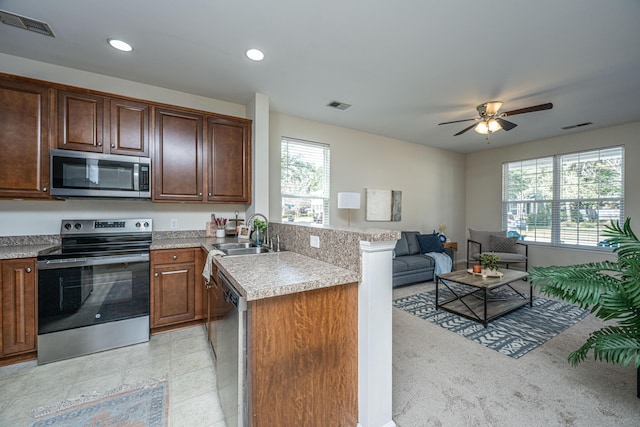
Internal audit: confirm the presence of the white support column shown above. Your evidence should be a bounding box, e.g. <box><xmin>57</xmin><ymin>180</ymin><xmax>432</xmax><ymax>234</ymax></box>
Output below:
<box><xmin>358</xmin><ymin>240</ymin><xmax>397</xmax><ymax>427</ymax></box>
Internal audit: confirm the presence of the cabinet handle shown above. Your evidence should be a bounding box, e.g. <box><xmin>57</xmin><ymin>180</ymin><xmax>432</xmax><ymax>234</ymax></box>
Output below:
<box><xmin>173</xmin><ymin>255</ymin><xmax>177</xmax><ymax>260</ymax></box>
<box><xmin>154</xmin><ymin>272</ymin><xmax>159</xmax><ymax>277</ymax></box>
<box><xmin>111</xmin><ymin>143</ymin><xmax>116</xmax><ymax>148</ymax></box>
<box><xmin>199</xmin><ymin>192</ymin><xmax>203</xmax><ymax>196</ymax></box>
<box><xmin>208</xmin><ymin>192</ymin><xmax>212</xmax><ymax>196</ymax></box>
<box><xmin>43</xmin><ymin>187</ymin><xmax>47</xmax><ymax>192</ymax></box>
<box><xmin>25</xmin><ymin>267</ymin><xmax>32</xmax><ymax>273</ymax></box>
<box><xmin>97</xmin><ymin>142</ymin><xmax>103</xmax><ymax>147</ymax></box>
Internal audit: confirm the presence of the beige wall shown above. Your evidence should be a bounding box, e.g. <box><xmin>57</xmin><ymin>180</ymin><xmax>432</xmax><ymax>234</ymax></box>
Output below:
<box><xmin>268</xmin><ymin>113</ymin><xmax>467</xmax><ymax>243</ymax></box>
<box><xmin>465</xmin><ymin>121</ymin><xmax>640</xmax><ymax>267</ymax></box>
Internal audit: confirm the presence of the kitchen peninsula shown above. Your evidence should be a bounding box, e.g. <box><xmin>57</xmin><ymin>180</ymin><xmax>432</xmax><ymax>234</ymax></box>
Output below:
<box><xmin>152</xmin><ymin>222</ymin><xmax>399</xmax><ymax>427</ymax></box>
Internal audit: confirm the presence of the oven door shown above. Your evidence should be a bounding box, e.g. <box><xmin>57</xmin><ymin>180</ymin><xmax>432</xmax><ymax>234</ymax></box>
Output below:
<box><xmin>37</xmin><ymin>253</ymin><xmax>150</xmax><ymax>335</ymax></box>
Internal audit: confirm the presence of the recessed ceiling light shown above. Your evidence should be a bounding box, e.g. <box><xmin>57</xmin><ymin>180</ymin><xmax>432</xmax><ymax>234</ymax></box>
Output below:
<box><xmin>245</xmin><ymin>48</ymin><xmax>264</xmax><ymax>61</ymax></box>
<box><xmin>108</xmin><ymin>38</ymin><xmax>133</xmax><ymax>52</ymax></box>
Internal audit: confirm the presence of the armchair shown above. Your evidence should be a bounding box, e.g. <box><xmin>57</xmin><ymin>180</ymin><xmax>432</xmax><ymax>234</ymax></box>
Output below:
<box><xmin>466</xmin><ymin>228</ymin><xmax>528</xmax><ymax>271</ymax></box>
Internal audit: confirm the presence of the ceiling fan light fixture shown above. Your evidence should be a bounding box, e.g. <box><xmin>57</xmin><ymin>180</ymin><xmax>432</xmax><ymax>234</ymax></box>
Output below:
<box><xmin>475</xmin><ymin>121</ymin><xmax>489</xmax><ymax>134</ymax></box>
<box><xmin>488</xmin><ymin>118</ymin><xmax>501</xmax><ymax>132</ymax></box>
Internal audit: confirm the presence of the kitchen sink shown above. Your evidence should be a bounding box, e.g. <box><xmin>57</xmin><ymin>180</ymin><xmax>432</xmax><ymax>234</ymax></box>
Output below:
<box><xmin>213</xmin><ymin>242</ymin><xmax>256</xmax><ymax>250</ymax></box>
<box><xmin>223</xmin><ymin>247</ymin><xmax>272</xmax><ymax>256</ymax></box>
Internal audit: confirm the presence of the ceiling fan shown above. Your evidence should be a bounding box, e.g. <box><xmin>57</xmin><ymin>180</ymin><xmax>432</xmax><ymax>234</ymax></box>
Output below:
<box><xmin>438</xmin><ymin>101</ymin><xmax>553</xmax><ymax>136</ymax></box>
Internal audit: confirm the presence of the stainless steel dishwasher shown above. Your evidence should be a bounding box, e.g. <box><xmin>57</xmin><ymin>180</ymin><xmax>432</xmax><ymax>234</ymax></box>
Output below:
<box><xmin>216</xmin><ymin>271</ymin><xmax>248</xmax><ymax>427</ymax></box>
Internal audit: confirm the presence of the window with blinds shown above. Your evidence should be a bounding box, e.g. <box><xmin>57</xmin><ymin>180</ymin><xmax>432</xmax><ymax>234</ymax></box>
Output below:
<box><xmin>281</xmin><ymin>137</ymin><xmax>330</xmax><ymax>225</ymax></box>
<box><xmin>502</xmin><ymin>146</ymin><xmax>624</xmax><ymax>248</ymax></box>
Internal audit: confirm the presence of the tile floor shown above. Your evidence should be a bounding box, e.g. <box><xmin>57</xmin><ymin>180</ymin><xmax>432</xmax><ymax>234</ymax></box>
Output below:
<box><xmin>0</xmin><ymin>325</ymin><xmax>225</xmax><ymax>426</ymax></box>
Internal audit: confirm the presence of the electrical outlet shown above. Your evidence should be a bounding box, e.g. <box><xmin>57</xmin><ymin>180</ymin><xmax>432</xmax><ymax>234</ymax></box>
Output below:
<box><xmin>310</xmin><ymin>235</ymin><xmax>320</xmax><ymax>248</ymax></box>
<box><xmin>170</xmin><ymin>218</ymin><xmax>178</xmax><ymax>230</ymax></box>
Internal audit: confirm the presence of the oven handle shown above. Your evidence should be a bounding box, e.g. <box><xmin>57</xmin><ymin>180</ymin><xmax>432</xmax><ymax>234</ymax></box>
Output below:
<box><xmin>37</xmin><ymin>253</ymin><xmax>149</xmax><ymax>270</ymax></box>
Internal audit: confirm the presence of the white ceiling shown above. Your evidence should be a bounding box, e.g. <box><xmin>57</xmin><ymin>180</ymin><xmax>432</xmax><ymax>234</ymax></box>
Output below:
<box><xmin>1</xmin><ymin>0</ymin><xmax>639</xmax><ymax>153</ymax></box>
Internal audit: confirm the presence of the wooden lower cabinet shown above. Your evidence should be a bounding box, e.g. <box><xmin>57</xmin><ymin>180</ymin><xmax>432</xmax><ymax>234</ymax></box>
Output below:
<box><xmin>248</xmin><ymin>282</ymin><xmax>358</xmax><ymax>426</ymax></box>
<box><xmin>1</xmin><ymin>258</ymin><xmax>37</xmax><ymax>363</ymax></box>
<box><xmin>150</xmin><ymin>248</ymin><xmax>203</xmax><ymax>330</ymax></box>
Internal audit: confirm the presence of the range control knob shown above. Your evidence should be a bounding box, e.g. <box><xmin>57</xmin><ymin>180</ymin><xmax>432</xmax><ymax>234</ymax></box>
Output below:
<box><xmin>74</xmin><ymin>223</ymin><xmax>82</xmax><ymax>230</ymax></box>
<box><xmin>136</xmin><ymin>222</ymin><xmax>141</xmax><ymax>228</ymax></box>
<box><xmin>144</xmin><ymin>222</ymin><xmax>150</xmax><ymax>228</ymax></box>
<box><xmin>64</xmin><ymin>223</ymin><xmax>72</xmax><ymax>230</ymax></box>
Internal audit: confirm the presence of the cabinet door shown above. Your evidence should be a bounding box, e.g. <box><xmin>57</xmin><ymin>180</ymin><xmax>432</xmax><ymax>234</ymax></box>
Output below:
<box><xmin>152</xmin><ymin>262</ymin><xmax>196</xmax><ymax>327</ymax></box>
<box><xmin>207</xmin><ymin>117</ymin><xmax>251</xmax><ymax>203</ymax></box>
<box><xmin>154</xmin><ymin>108</ymin><xmax>204</xmax><ymax>201</ymax></box>
<box><xmin>109</xmin><ymin>98</ymin><xmax>149</xmax><ymax>156</ymax></box>
<box><xmin>57</xmin><ymin>90</ymin><xmax>106</xmax><ymax>152</ymax></box>
<box><xmin>0</xmin><ymin>78</ymin><xmax>50</xmax><ymax>199</ymax></box>
<box><xmin>1</xmin><ymin>259</ymin><xmax>36</xmax><ymax>356</ymax></box>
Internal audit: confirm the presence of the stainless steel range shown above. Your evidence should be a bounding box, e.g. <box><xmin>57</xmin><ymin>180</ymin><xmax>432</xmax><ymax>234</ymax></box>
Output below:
<box><xmin>36</xmin><ymin>218</ymin><xmax>152</xmax><ymax>364</ymax></box>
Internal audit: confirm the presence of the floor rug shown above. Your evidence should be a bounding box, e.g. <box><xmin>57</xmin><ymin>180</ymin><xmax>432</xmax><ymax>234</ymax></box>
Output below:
<box><xmin>30</xmin><ymin>376</ymin><xmax>169</xmax><ymax>427</ymax></box>
<box><xmin>393</xmin><ymin>287</ymin><xmax>589</xmax><ymax>359</ymax></box>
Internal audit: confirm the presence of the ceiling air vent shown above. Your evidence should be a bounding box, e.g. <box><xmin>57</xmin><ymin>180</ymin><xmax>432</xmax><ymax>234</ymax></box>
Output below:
<box><xmin>561</xmin><ymin>122</ymin><xmax>593</xmax><ymax>130</ymax></box>
<box><xmin>327</xmin><ymin>100</ymin><xmax>352</xmax><ymax>110</ymax></box>
<box><xmin>0</xmin><ymin>10</ymin><xmax>55</xmax><ymax>37</ymax></box>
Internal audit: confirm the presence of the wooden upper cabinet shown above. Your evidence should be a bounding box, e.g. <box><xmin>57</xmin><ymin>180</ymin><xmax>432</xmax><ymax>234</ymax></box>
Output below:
<box><xmin>0</xmin><ymin>77</ymin><xmax>51</xmax><ymax>199</ymax></box>
<box><xmin>153</xmin><ymin>107</ymin><xmax>204</xmax><ymax>202</ymax></box>
<box><xmin>57</xmin><ymin>90</ymin><xmax>149</xmax><ymax>156</ymax></box>
<box><xmin>207</xmin><ymin>117</ymin><xmax>252</xmax><ymax>203</ymax></box>
<box><xmin>1</xmin><ymin>258</ymin><xmax>37</xmax><ymax>357</ymax></box>
<box><xmin>109</xmin><ymin>98</ymin><xmax>150</xmax><ymax>156</ymax></box>
<box><xmin>57</xmin><ymin>90</ymin><xmax>105</xmax><ymax>152</ymax></box>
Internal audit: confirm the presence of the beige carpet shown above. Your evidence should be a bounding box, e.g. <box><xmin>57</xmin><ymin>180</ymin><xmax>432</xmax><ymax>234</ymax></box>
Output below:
<box><xmin>392</xmin><ymin>281</ymin><xmax>640</xmax><ymax>427</ymax></box>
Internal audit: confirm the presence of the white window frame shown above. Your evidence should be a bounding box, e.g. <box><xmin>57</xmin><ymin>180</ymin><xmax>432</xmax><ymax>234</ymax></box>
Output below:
<box><xmin>281</xmin><ymin>137</ymin><xmax>330</xmax><ymax>225</ymax></box>
<box><xmin>502</xmin><ymin>146</ymin><xmax>624</xmax><ymax>248</ymax></box>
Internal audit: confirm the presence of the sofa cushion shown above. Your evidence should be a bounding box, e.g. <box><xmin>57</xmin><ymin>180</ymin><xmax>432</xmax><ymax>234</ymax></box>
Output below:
<box><xmin>393</xmin><ymin>255</ymin><xmax>435</xmax><ymax>272</ymax></box>
<box><xmin>403</xmin><ymin>231</ymin><xmax>421</xmax><ymax>255</ymax></box>
<box><xmin>394</xmin><ymin>234</ymin><xmax>410</xmax><ymax>257</ymax></box>
<box><xmin>490</xmin><ymin>235</ymin><xmax>519</xmax><ymax>253</ymax></box>
<box><xmin>417</xmin><ymin>233</ymin><xmax>444</xmax><ymax>253</ymax></box>
<box><xmin>469</xmin><ymin>228</ymin><xmax>506</xmax><ymax>252</ymax></box>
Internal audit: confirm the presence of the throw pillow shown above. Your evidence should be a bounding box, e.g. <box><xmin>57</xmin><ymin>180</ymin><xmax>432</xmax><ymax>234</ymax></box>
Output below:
<box><xmin>489</xmin><ymin>235</ymin><xmax>519</xmax><ymax>253</ymax></box>
<box><xmin>468</xmin><ymin>229</ymin><xmax>507</xmax><ymax>252</ymax></box>
<box><xmin>417</xmin><ymin>233</ymin><xmax>444</xmax><ymax>253</ymax></box>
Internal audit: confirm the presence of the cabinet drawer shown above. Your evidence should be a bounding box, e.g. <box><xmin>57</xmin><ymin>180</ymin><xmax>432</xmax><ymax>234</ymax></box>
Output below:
<box><xmin>152</xmin><ymin>249</ymin><xmax>196</xmax><ymax>265</ymax></box>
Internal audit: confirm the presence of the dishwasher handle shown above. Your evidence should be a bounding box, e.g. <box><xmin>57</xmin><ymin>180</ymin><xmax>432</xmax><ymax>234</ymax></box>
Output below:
<box><xmin>217</xmin><ymin>271</ymin><xmax>247</xmax><ymax>312</ymax></box>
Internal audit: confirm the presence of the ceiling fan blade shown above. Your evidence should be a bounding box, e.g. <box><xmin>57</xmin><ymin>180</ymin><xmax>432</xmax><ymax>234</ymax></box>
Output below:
<box><xmin>502</xmin><ymin>102</ymin><xmax>553</xmax><ymax>116</ymax></box>
<box><xmin>496</xmin><ymin>118</ymin><xmax>517</xmax><ymax>131</ymax></box>
<box><xmin>438</xmin><ymin>117</ymin><xmax>477</xmax><ymax>125</ymax></box>
<box><xmin>454</xmin><ymin>123</ymin><xmax>477</xmax><ymax>136</ymax></box>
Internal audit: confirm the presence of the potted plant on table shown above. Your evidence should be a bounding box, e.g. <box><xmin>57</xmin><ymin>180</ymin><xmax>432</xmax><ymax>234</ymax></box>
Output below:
<box><xmin>479</xmin><ymin>253</ymin><xmax>501</xmax><ymax>277</ymax></box>
<box><xmin>528</xmin><ymin>218</ymin><xmax>640</xmax><ymax>398</ymax></box>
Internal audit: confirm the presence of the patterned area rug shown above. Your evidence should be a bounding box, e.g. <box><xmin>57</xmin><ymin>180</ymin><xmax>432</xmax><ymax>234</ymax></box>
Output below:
<box><xmin>30</xmin><ymin>376</ymin><xmax>168</xmax><ymax>427</ymax></box>
<box><xmin>393</xmin><ymin>287</ymin><xmax>589</xmax><ymax>359</ymax></box>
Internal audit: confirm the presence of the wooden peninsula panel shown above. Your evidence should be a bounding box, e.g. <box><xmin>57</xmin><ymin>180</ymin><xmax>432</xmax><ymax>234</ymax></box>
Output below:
<box><xmin>248</xmin><ymin>282</ymin><xmax>358</xmax><ymax>427</ymax></box>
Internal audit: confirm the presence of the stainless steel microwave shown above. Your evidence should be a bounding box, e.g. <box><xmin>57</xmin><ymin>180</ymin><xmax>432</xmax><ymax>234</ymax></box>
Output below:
<box><xmin>50</xmin><ymin>149</ymin><xmax>151</xmax><ymax>199</ymax></box>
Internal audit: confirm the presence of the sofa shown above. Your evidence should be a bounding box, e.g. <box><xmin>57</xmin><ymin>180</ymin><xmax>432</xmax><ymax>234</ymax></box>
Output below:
<box><xmin>393</xmin><ymin>231</ymin><xmax>454</xmax><ymax>287</ymax></box>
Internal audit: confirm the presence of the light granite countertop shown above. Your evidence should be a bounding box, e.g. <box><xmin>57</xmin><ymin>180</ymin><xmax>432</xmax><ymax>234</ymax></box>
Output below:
<box><xmin>207</xmin><ymin>247</ymin><xmax>360</xmax><ymax>301</ymax></box>
<box><xmin>0</xmin><ymin>244</ymin><xmax>59</xmax><ymax>260</ymax></box>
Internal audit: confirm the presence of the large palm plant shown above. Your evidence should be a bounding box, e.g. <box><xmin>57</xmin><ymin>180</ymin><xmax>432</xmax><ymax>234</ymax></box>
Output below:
<box><xmin>528</xmin><ymin>218</ymin><xmax>640</xmax><ymax>398</ymax></box>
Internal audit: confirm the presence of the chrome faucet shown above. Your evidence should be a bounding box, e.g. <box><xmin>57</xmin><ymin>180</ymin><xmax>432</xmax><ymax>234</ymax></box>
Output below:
<box><xmin>246</xmin><ymin>213</ymin><xmax>268</xmax><ymax>247</ymax></box>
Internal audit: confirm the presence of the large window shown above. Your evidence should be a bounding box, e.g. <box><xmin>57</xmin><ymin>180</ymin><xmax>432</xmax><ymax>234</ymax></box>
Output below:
<box><xmin>281</xmin><ymin>137</ymin><xmax>330</xmax><ymax>225</ymax></box>
<box><xmin>502</xmin><ymin>146</ymin><xmax>624</xmax><ymax>248</ymax></box>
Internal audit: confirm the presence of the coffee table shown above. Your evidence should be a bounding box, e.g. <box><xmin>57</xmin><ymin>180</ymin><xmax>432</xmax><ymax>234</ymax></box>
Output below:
<box><xmin>435</xmin><ymin>269</ymin><xmax>530</xmax><ymax>327</ymax></box>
